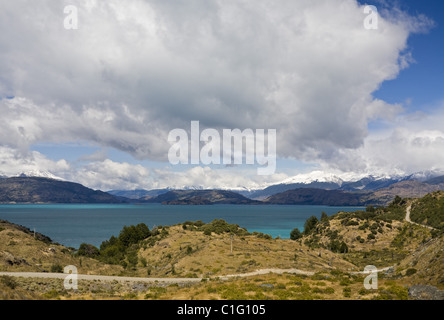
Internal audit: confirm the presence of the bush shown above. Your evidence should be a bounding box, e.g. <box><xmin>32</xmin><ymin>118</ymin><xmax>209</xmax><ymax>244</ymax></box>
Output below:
<box><xmin>98</xmin><ymin>223</ymin><xmax>152</xmax><ymax>265</ymax></box>
<box><xmin>329</xmin><ymin>240</ymin><xmax>348</xmax><ymax>253</ymax></box>
<box><xmin>304</xmin><ymin>216</ymin><xmax>319</xmax><ymax>235</ymax></box>
<box><xmin>43</xmin><ymin>289</ymin><xmax>60</xmax><ymax>299</ymax></box>
<box><xmin>290</xmin><ymin>228</ymin><xmax>303</xmax><ymax>240</ymax></box>
<box><xmin>50</xmin><ymin>264</ymin><xmax>64</xmax><ymax>273</ymax></box>
<box><xmin>1</xmin><ymin>276</ymin><xmax>17</xmax><ymax>289</ymax></box>
<box><xmin>321</xmin><ymin>212</ymin><xmax>329</xmax><ymax>222</ymax></box>
<box><xmin>118</xmin><ymin>223</ymin><xmax>151</xmax><ymax>247</ymax></box>
<box><xmin>78</xmin><ymin>243</ymin><xmax>100</xmax><ymax>257</ymax></box>
<box><xmin>201</xmin><ymin>219</ymin><xmax>249</xmax><ymax>236</ymax></box>
<box><xmin>405</xmin><ymin>268</ymin><xmax>417</xmax><ymax>276</ymax></box>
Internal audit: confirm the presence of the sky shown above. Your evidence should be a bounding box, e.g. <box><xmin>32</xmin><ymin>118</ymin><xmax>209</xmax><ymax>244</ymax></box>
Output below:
<box><xmin>0</xmin><ymin>0</ymin><xmax>443</xmax><ymax>191</ymax></box>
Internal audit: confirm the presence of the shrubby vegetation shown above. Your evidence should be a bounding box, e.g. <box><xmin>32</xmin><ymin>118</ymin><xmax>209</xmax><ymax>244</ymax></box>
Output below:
<box><xmin>304</xmin><ymin>216</ymin><xmax>319</xmax><ymax>235</ymax></box>
<box><xmin>290</xmin><ymin>228</ymin><xmax>302</xmax><ymax>240</ymax></box>
<box><xmin>75</xmin><ymin>219</ymin><xmax>256</xmax><ymax>268</ymax></box>
<box><xmin>410</xmin><ymin>192</ymin><xmax>444</xmax><ymax>231</ymax></box>
<box><xmin>200</xmin><ymin>219</ymin><xmax>250</xmax><ymax>236</ymax></box>
<box><xmin>75</xmin><ymin>223</ymin><xmax>155</xmax><ymax>268</ymax></box>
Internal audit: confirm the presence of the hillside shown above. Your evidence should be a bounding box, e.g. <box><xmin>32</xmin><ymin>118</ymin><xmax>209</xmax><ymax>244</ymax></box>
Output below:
<box><xmin>363</xmin><ymin>181</ymin><xmax>441</xmax><ymax>206</ymax></box>
<box><xmin>108</xmin><ymin>189</ymin><xmax>170</xmax><ymax>200</ymax></box>
<box><xmin>0</xmin><ymin>220</ymin><xmax>122</xmax><ymax>275</ymax></box>
<box><xmin>0</xmin><ymin>177</ymin><xmax>124</xmax><ymax>204</ymax></box>
<box><xmin>264</xmin><ymin>188</ymin><xmax>367</xmax><ymax>206</ymax></box>
<box><xmin>425</xmin><ymin>175</ymin><xmax>444</xmax><ymax>187</ymax></box>
<box><xmin>248</xmin><ymin>182</ymin><xmax>341</xmax><ymax>200</ymax></box>
<box><xmin>298</xmin><ymin>195</ymin><xmax>443</xmax><ymax>289</ymax></box>
<box><xmin>410</xmin><ymin>191</ymin><xmax>444</xmax><ymax>231</ymax></box>
<box><xmin>264</xmin><ymin>181</ymin><xmax>443</xmax><ymax>206</ymax></box>
<box><xmin>0</xmin><ymin>192</ymin><xmax>442</xmax><ymax>300</ymax></box>
<box><xmin>145</xmin><ymin>190</ymin><xmax>260</xmax><ymax>205</ymax></box>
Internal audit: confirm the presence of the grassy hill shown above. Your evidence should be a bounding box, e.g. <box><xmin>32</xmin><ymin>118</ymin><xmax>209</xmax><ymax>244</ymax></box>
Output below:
<box><xmin>0</xmin><ymin>220</ymin><xmax>122</xmax><ymax>275</ymax></box>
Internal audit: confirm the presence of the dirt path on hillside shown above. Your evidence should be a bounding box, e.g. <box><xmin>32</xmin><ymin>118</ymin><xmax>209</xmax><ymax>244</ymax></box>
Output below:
<box><xmin>405</xmin><ymin>204</ymin><xmax>436</xmax><ymax>230</ymax></box>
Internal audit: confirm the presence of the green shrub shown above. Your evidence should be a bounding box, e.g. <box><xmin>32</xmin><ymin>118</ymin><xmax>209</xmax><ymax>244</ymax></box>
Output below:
<box><xmin>50</xmin><ymin>264</ymin><xmax>63</xmax><ymax>273</ymax></box>
<box><xmin>405</xmin><ymin>268</ymin><xmax>417</xmax><ymax>276</ymax></box>
<box><xmin>1</xmin><ymin>276</ymin><xmax>17</xmax><ymax>289</ymax></box>
<box><xmin>78</xmin><ymin>243</ymin><xmax>100</xmax><ymax>257</ymax></box>
<box><xmin>201</xmin><ymin>219</ymin><xmax>249</xmax><ymax>236</ymax></box>
<box><xmin>290</xmin><ymin>228</ymin><xmax>303</xmax><ymax>240</ymax></box>
<box><xmin>304</xmin><ymin>216</ymin><xmax>319</xmax><ymax>235</ymax></box>
<box><xmin>43</xmin><ymin>289</ymin><xmax>60</xmax><ymax>299</ymax></box>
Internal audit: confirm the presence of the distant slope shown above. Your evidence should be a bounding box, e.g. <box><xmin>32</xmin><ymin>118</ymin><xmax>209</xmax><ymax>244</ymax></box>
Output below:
<box><xmin>108</xmin><ymin>189</ymin><xmax>171</xmax><ymax>200</ymax></box>
<box><xmin>248</xmin><ymin>182</ymin><xmax>341</xmax><ymax>200</ymax></box>
<box><xmin>264</xmin><ymin>181</ymin><xmax>444</xmax><ymax>207</ymax></box>
<box><xmin>145</xmin><ymin>190</ymin><xmax>260</xmax><ymax>205</ymax></box>
<box><xmin>339</xmin><ymin>177</ymin><xmax>405</xmax><ymax>191</ymax></box>
<box><xmin>0</xmin><ymin>177</ymin><xmax>124</xmax><ymax>204</ymax></box>
<box><xmin>264</xmin><ymin>188</ymin><xmax>367</xmax><ymax>206</ymax></box>
<box><xmin>424</xmin><ymin>175</ymin><xmax>444</xmax><ymax>189</ymax></box>
<box><xmin>363</xmin><ymin>181</ymin><xmax>441</xmax><ymax>206</ymax></box>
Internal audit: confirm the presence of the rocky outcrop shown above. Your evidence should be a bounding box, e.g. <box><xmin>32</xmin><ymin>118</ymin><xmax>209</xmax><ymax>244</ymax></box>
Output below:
<box><xmin>0</xmin><ymin>251</ymin><xmax>30</xmax><ymax>266</ymax></box>
<box><xmin>408</xmin><ymin>285</ymin><xmax>444</xmax><ymax>300</ymax></box>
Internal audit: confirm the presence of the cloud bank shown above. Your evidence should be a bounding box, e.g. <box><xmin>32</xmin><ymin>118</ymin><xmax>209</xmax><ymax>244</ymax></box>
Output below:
<box><xmin>0</xmin><ymin>0</ymin><xmax>440</xmax><ymax>189</ymax></box>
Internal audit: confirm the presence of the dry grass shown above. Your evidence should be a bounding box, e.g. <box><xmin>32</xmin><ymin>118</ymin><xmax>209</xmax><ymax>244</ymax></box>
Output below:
<box><xmin>137</xmin><ymin>225</ymin><xmax>356</xmax><ymax>278</ymax></box>
<box><xmin>0</xmin><ymin>220</ymin><xmax>122</xmax><ymax>275</ymax></box>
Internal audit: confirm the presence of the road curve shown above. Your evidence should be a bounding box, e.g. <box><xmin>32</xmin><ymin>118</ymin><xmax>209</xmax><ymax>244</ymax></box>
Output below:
<box><xmin>405</xmin><ymin>204</ymin><xmax>436</xmax><ymax>230</ymax></box>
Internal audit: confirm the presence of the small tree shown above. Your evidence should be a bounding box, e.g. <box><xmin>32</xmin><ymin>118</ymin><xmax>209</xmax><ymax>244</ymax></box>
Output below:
<box><xmin>290</xmin><ymin>228</ymin><xmax>303</xmax><ymax>240</ymax></box>
<box><xmin>304</xmin><ymin>216</ymin><xmax>319</xmax><ymax>235</ymax></box>
<box><xmin>321</xmin><ymin>212</ymin><xmax>329</xmax><ymax>222</ymax></box>
<box><xmin>78</xmin><ymin>243</ymin><xmax>100</xmax><ymax>258</ymax></box>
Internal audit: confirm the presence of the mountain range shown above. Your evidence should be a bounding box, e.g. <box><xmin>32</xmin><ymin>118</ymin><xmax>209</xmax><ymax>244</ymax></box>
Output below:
<box><xmin>1</xmin><ymin>171</ymin><xmax>444</xmax><ymax>206</ymax></box>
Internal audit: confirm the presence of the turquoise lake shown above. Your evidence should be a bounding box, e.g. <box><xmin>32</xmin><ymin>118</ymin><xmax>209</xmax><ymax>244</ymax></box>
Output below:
<box><xmin>0</xmin><ymin>204</ymin><xmax>364</xmax><ymax>248</ymax></box>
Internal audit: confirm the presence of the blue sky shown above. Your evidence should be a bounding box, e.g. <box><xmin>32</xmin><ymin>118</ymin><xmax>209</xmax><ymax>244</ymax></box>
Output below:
<box><xmin>1</xmin><ymin>0</ymin><xmax>444</xmax><ymax>190</ymax></box>
<box><xmin>373</xmin><ymin>0</ymin><xmax>444</xmax><ymax>108</ymax></box>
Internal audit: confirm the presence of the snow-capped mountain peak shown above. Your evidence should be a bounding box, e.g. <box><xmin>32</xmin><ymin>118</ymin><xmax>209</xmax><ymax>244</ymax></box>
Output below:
<box><xmin>17</xmin><ymin>170</ymin><xmax>65</xmax><ymax>181</ymax></box>
<box><xmin>279</xmin><ymin>171</ymin><xmax>348</xmax><ymax>186</ymax></box>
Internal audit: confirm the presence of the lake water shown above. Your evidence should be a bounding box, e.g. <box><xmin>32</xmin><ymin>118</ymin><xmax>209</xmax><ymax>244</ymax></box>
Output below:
<box><xmin>0</xmin><ymin>204</ymin><xmax>364</xmax><ymax>248</ymax></box>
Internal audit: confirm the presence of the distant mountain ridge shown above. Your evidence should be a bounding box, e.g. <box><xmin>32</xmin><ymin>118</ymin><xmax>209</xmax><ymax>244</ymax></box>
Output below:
<box><xmin>145</xmin><ymin>190</ymin><xmax>260</xmax><ymax>205</ymax></box>
<box><xmin>264</xmin><ymin>180</ymin><xmax>444</xmax><ymax>206</ymax></box>
<box><xmin>264</xmin><ymin>188</ymin><xmax>365</xmax><ymax>206</ymax></box>
<box><xmin>248</xmin><ymin>173</ymin><xmax>444</xmax><ymax>200</ymax></box>
<box><xmin>0</xmin><ymin>177</ymin><xmax>124</xmax><ymax>204</ymax></box>
<box><xmin>107</xmin><ymin>189</ymin><xmax>171</xmax><ymax>200</ymax></box>
<box><xmin>1</xmin><ymin>173</ymin><xmax>444</xmax><ymax>206</ymax></box>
